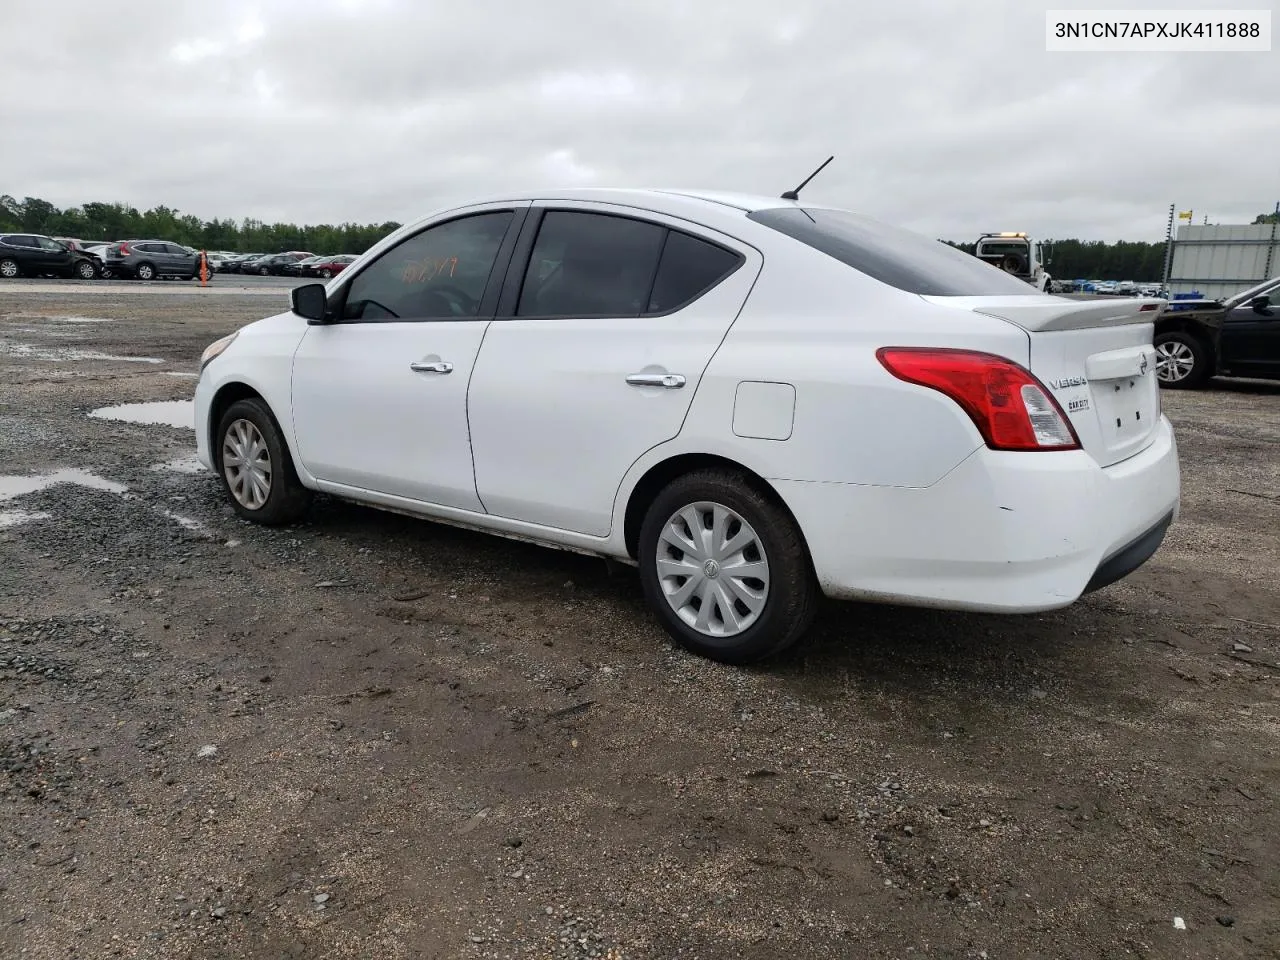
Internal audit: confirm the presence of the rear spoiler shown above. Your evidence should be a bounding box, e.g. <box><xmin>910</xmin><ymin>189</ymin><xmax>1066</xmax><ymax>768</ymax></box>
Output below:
<box><xmin>917</xmin><ymin>295</ymin><xmax>1165</xmax><ymax>333</ymax></box>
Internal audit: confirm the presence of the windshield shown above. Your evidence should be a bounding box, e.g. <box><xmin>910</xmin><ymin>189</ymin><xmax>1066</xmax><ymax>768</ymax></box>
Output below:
<box><xmin>748</xmin><ymin>207</ymin><xmax>1036</xmax><ymax>296</ymax></box>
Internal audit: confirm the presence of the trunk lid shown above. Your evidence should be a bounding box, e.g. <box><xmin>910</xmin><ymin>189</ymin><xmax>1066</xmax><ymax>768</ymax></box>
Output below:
<box><xmin>924</xmin><ymin>294</ymin><xmax>1163</xmax><ymax>467</ymax></box>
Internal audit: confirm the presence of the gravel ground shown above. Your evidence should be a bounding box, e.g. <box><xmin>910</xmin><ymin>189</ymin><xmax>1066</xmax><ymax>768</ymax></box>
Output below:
<box><xmin>1</xmin><ymin>288</ymin><xmax>1278</xmax><ymax>960</ymax></box>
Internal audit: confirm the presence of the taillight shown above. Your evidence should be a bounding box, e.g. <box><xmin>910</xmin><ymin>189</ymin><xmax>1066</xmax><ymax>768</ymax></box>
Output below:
<box><xmin>118</xmin><ymin>242</ymin><xmax>130</xmax><ymax>256</ymax></box>
<box><xmin>876</xmin><ymin>347</ymin><xmax>1080</xmax><ymax>452</ymax></box>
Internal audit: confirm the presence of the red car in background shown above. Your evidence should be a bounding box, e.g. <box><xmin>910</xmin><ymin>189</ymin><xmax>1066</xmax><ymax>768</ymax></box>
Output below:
<box><xmin>302</xmin><ymin>254</ymin><xmax>357</xmax><ymax>279</ymax></box>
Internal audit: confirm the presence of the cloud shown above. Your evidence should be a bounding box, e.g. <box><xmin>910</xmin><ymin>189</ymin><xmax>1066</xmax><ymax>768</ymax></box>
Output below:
<box><xmin>4</xmin><ymin>0</ymin><xmax>1278</xmax><ymax>240</ymax></box>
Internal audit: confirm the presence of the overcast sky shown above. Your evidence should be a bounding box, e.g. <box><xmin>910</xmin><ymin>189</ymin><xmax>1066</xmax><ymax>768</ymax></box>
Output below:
<box><xmin>5</xmin><ymin>0</ymin><xmax>1278</xmax><ymax>241</ymax></box>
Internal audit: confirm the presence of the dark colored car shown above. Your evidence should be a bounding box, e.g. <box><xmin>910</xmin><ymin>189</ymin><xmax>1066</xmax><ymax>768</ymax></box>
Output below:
<box><xmin>221</xmin><ymin>253</ymin><xmax>264</xmax><ymax>274</ymax></box>
<box><xmin>0</xmin><ymin>233</ymin><xmax>101</xmax><ymax>280</ymax></box>
<box><xmin>282</xmin><ymin>255</ymin><xmax>325</xmax><ymax>277</ymax></box>
<box><xmin>302</xmin><ymin>254</ymin><xmax>358</xmax><ymax>279</ymax></box>
<box><xmin>1155</xmin><ymin>275</ymin><xmax>1280</xmax><ymax>387</ymax></box>
<box><xmin>248</xmin><ymin>251</ymin><xmax>316</xmax><ymax>276</ymax></box>
<box><xmin>102</xmin><ymin>240</ymin><xmax>201</xmax><ymax>281</ymax></box>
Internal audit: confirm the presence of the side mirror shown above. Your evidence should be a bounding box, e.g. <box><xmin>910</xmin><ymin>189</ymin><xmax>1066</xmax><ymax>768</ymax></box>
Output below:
<box><xmin>291</xmin><ymin>283</ymin><xmax>329</xmax><ymax>323</ymax></box>
<box><xmin>1250</xmin><ymin>294</ymin><xmax>1271</xmax><ymax>311</ymax></box>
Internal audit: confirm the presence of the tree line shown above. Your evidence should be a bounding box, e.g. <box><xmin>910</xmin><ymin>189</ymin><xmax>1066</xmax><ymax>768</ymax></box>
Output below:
<box><xmin>0</xmin><ymin>195</ymin><xmax>401</xmax><ymax>257</ymax></box>
<box><xmin>3</xmin><ymin>193</ymin><xmax>1276</xmax><ymax>280</ymax></box>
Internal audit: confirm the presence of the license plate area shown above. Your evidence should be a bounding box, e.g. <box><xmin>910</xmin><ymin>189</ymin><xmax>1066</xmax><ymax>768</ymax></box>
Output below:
<box><xmin>1093</xmin><ymin>371</ymin><xmax>1157</xmax><ymax>455</ymax></box>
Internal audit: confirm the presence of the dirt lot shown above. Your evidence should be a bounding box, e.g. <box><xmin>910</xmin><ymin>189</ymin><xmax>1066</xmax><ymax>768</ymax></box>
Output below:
<box><xmin>1</xmin><ymin>289</ymin><xmax>1278</xmax><ymax>960</ymax></box>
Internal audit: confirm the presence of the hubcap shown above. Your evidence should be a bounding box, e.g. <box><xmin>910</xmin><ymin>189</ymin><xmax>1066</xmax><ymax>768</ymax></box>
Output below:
<box><xmin>139</xmin><ymin>266</ymin><xmax>153</xmax><ymax>280</ymax></box>
<box><xmin>656</xmin><ymin>501</ymin><xmax>770</xmax><ymax>638</ymax></box>
<box><xmin>222</xmin><ymin>419</ymin><xmax>272</xmax><ymax>510</ymax></box>
<box><xmin>1155</xmin><ymin>340</ymin><xmax>1195</xmax><ymax>383</ymax></box>
<box><xmin>0</xmin><ymin>262</ymin><xmax>16</xmax><ymax>278</ymax></box>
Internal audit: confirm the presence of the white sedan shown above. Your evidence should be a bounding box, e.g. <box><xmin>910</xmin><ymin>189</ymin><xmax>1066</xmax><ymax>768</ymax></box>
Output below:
<box><xmin>194</xmin><ymin>189</ymin><xmax>1180</xmax><ymax>663</ymax></box>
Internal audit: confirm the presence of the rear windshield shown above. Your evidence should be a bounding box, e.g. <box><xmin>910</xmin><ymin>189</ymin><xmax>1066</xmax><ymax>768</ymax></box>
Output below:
<box><xmin>748</xmin><ymin>207</ymin><xmax>1036</xmax><ymax>297</ymax></box>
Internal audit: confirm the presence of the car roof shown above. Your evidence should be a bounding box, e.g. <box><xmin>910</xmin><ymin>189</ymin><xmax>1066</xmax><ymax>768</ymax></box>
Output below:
<box><xmin>455</xmin><ymin>186</ymin><xmax>803</xmax><ymax>214</ymax></box>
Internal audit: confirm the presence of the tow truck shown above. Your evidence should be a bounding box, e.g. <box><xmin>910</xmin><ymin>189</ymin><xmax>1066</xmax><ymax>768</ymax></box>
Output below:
<box><xmin>973</xmin><ymin>232</ymin><xmax>1053</xmax><ymax>292</ymax></box>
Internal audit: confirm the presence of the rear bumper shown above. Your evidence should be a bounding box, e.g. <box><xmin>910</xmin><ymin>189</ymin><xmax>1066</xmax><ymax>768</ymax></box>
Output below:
<box><xmin>775</xmin><ymin>415</ymin><xmax>1180</xmax><ymax>613</ymax></box>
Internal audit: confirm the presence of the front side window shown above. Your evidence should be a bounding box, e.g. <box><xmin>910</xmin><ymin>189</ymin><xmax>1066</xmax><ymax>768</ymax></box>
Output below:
<box><xmin>748</xmin><ymin>207</ymin><xmax>1036</xmax><ymax>297</ymax></box>
<box><xmin>517</xmin><ymin>212</ymin><xmax>666</xmax><ymax>317</ymax></box>
<box><xmin>37</xmin><ymin>237</ymin><xmax>65</xmax><ymax>251</ymax></box>
<box><xmin>343</xmin><ymin>211</ymin><xmax>514</xmax><ymax>321</ymax></box>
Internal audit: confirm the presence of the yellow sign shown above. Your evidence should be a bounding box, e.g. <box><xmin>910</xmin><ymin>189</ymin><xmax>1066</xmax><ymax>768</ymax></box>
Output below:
<box><xmin>1177</xmin><ymin>210</ymin><xmax>1193</xmax><ymax>220</ymax></box>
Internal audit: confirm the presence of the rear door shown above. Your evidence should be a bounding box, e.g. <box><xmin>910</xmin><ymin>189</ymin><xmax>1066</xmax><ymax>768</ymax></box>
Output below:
<box><xmin>466</xmin><ymin>204</ymin><xmax>759</xmax><ymax>536</ymax></box>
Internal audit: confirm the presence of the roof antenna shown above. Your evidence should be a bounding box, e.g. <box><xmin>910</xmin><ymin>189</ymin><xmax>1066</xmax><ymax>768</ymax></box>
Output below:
<box><xmin>781</xmin><ymin>155</ymin><xmax>834</xmax><ymax>201</ymax></box>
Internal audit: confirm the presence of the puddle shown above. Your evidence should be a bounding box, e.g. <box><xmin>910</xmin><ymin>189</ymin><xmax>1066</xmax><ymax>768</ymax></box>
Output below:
<box><xmin>0</xmin><ymin>339</ymin><xmax>164</xmax><ymax>364</ymax></box>
<box><xmin>89</xmin><ymin>401</ymin><xmax>194</xmax><ymax>429</ymax></box>
<box><xmin>0</xmin><ymin>510</ymin><xmax>51</xmax><ymax>529</ymax></box>
<box><xmin>151</xmin><ymin>455</ymin><xmax>206</xmax><ymax>474</ymax></box>
<box><xmin>0</xmin><ymin>469</ymin><xmax>129</xmax><ymax>501</ymax></box>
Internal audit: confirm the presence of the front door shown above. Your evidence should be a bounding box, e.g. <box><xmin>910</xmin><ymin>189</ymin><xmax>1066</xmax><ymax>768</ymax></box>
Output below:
<box><xmin>1219</xmin><ymin>299</ymin><xmax>1280</xmax><ymax>377</ymax></box>
<box><xmin>290</xmin><ymin>205</ymin><xmax>526</xmax><ymax>510</ymax></box>
<box><xmin>468</xmin><ymin>205</ymin><xmax>760</xmax><ymax>537</ymax></box>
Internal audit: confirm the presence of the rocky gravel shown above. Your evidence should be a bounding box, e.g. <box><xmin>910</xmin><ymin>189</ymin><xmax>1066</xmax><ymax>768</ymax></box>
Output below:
<box><xmin>1</xmin><ymin>288</ymin><xmax>1278</xmax><ymax>959</ymax></box>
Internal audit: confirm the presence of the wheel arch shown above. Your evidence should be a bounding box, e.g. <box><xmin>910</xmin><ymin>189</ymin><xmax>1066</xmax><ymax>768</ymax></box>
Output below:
<box><xmin>1155</xmin><ymin>318</ymin><xmax>1218</xmax><ymax>362</ymax></box>
<box><xmin>206</xmin><ymin>380</ymin><xmax>312</xmax><ymax>487</ymax></box>
<box><xmin>621</xmin><ymin>452</ymin><xmax>807</xmax><ymax>561</ymax></box>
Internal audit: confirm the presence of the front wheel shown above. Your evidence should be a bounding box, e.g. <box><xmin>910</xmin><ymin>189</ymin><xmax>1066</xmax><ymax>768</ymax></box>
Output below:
<box><xmin>216</xmin><ymin>398</ymin><xmax>312</xmax><ymax>525</ymax></box>
<box><xmin>637</xmin><ymin>469</ymin><xmax>817</xmax><ymax>664</ymax></box>
<box><xmin>1154</xmin><ymin>330</ymin><xmax>1211</xmax><ymax>389</ymax></box>
<box><xmin>319</xmin><ymin>269</ymin><xmax>332</xmax><ymax>279</ymax></box>
<box><xmin>75</xmin><ymin>259</ymin><xmax>98</xmax><ymax>280</ymax></box>
<box><xmin>258</xmin><ymin>266</ymin><xmax>269</xmax><ymax>276</ymax></box>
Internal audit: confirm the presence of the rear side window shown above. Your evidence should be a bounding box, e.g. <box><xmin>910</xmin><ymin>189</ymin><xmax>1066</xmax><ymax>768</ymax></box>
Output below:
<box><xmin>518</xmin><ymin>212</ymin><xmax>666</xmax><ymax>317</ymax></box>
<box><xmin>748</xmin><ymin>207</ymin><xmax>1035</xmax><ymax>297</ymax></box>
<box><xmin>647</xmin><ymin>231</ymin><xmax>742</xmax><ymax>312</ymax></box>
<box><xmin>517</xmin><ymin>212</ymin><xmax>741</xmax><ymax>318</ymax></box>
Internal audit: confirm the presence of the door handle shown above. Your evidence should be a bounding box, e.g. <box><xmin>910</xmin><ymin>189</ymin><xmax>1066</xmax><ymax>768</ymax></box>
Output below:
<box><xmin>409</xmin><ymin>360</ymin><xmax>453</xmax><ymax>374</ymax></box>
<box><xmin>626</xmin><ymin>372</ymin><xmax>686</xmax><ymax>389</ymax></box>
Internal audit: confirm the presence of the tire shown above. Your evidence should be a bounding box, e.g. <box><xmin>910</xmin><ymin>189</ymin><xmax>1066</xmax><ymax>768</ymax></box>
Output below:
<box><xmin>258</xmin><ymin>266</ymin><xmax>269</xmax><ymax>276</ymax></box>
<box><xmin>215</xmin><ymin>398</ymin><xmax>312</xmax><ymax>525</ymax></box>
<box><xmin>0</xmin><ymin>258</ymin><xmax>20</xmax><ymax>279</ymax></box>
<box><xmin>1154</xmin><ymin>329</ymin><xmax>1211</xmax><ymax>389</ymax></box>
<box><xmin>319</xmin><ymin>269</ymin><xmax>332</xmax><ymax>279</ymax></box>
<box><xmin>135</xmin><ymin>262</ymin><xmax>156</xmax><ymax>281</ymax></box>
<box><xmin>637</xmin><ymin>469</ymin><xmax>817</xmax><ymax>664</ymax></box>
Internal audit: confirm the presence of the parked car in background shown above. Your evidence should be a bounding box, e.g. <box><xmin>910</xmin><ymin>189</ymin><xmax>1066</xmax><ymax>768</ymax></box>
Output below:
<box><xmin>194</xmin><ymin>188</ymin><xmax>1180</xmax><ymax>664</ymax></box>
<box><xmin>1154</xmin><ymin>275</ymin><xmax>1280</xmax><ymax>387</ymax></box>
<box><xmin>302</xmin><ymin>254</ymin><xmax>358</xmax><ymax>279</ymax></box>
<box><xmin>0</xmin><ymin>233</ymin><xmax>102</xmax><ymax>279</ymax></box>
<box><xmin>249</xmin><ymin>251</ymin><xmax>317</xmax><ymax>276</ymax></box>
<box><xmin>282</xmin><ymin>255</ymin><xmax>325</xmax><ymax>277</ymax></box>
<box><xmin>101</xmin><ymin>240</ymin><xmax>201</xmax><ymax>281</ymax></box>
<box><xmin>221</xmin><ymin>254</ymin><xmax>265</xmax><ymax>274</ymax></box>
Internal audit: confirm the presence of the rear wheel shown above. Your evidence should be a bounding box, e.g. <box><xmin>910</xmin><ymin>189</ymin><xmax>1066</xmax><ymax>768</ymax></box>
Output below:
<box><xmin>1154</xmin><ymin>330</ymin><xmax>1211</xmax><ymax>389</ymax></box>
<box><xmin>0</xmin><ymin>258</ymin><xmax>19</xmax><ymax>279</ymax></box>
<box><xmin>638</xmin><ymin>469</ymin><xmax>817</xmax><ymax>664</ymax></box>
<box><xmin>216</xmin><ymin>398</ymin><xmax>312</xmax><ymax>525</ymax></box>
<box><xmin>135</xmin><ymin>262</ymin><xmax>156</xmax><ymax>281</ymax></box>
